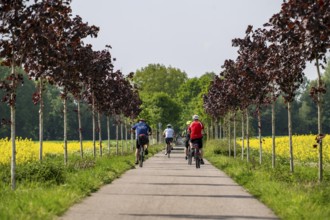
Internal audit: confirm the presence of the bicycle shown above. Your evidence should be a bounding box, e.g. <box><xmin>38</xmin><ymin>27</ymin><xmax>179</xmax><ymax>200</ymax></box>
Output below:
<box><xmin>164</xmin><ymin>137</ymin><xmax>174</xmax><ymax>158</ymax></box>
<box><xmin>166</xmin><ymin>140</ymin><xmax>172</xmax><ymax>158</ymax></box>
<box><xmin>138</xmin><ymin>134</ymin><xmax>148</xmax><ymax>167</ymax></box>
<box><xmin>166</xmin><ymin>142</ymin><xmax>171</xmax><ymax>158</ymax></box>
<box><xmin>190</xmin><ymin>141</ymin><xmax>201</xmax><ymax>168</ymax></box>
<box><xmin>187</xmin><ymin>142</ymin><xmax>193</xmax><ymax>165</ymax></box>
<box><xmin>139</xmin><ymin>143</ymin><xmax>145</xmax><ymax>167</ymax></box>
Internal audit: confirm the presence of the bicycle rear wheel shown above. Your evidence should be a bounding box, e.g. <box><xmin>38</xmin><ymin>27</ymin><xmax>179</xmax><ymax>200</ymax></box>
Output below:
<box><xmin>188</xmin><ymin>148</ymin><xmax>192</xmax><ymax>165</ymax></box>
<box><xmin>168</xmin><ymin>143</ymin><xmax>171</xmax><ymax>158</ymax></box>
<box><xmin>195</xmin><ymin>148</ymin><xmax>200</xmax><ymax>168</ymax></box>
<box><xmin>139</xmin><ymin>147</ymin><xmax>144</xmax><ymax>167</ymax></box>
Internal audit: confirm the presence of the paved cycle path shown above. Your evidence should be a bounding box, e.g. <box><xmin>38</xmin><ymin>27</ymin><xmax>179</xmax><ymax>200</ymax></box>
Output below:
<box><xmin>59</xmin><ymin>146</ymin><xmax>278</xmax><ymax>220</ymax></box>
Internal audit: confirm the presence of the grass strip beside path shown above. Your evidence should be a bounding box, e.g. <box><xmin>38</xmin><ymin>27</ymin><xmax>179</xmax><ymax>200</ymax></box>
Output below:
<box><xmin>0</xmin><ymin>144</ymin><xmax>163</xmax><ymax>220</ymax></box>
<box><xmin>204</xmin><ymin>139</ymin><xmax>330</xmax><ymax>220</ymax></box>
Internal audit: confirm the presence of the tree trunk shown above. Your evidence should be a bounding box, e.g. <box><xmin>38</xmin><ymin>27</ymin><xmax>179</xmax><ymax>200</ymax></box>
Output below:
<box><xmin>233</xmin><ymin>113</ymin><xmax>236</xmax><ymax>158</ymax></box>
<box><xmin>258</xmin><ymin>109</ymin><xmax>262</xmax><ymax>164</ymax></box>
<box><xmin>77</xmin><ymin>100</ymin><xmax>83</xmax><ymax>158</ymax></box>
<box><xmin>223</xmin><ymin>120</ymin><xmax>226</xmax><ymax>138</ymax></box>
<box><xmin>125</xmin><ymin>121</ymin><xmax>128</xmax><ymax>152</ymax></box>
<box><xmin>246</xmin><ymin>109</ymin><xmax>250</xmax><ymax>163</ymax></box>
<box><xmin>316</xmin><ymin>58</ymin><xmax>323</xmax><ymax>182</ymax></box>
<box><xmin>92</xmin><ymin>96</ymin><xmax>96</xmax><ymax>157</ymax></box>
<box><xmin>207</xmin><ymin>124</ymin><xmax>210</xmax><ymax>142</ymax></box>
<box><xmin>215</xmin><ymin>119</ymin><xmax>219</xmax><ymax>139</ymax></box>
<box><xmin>10</xmin><ymin>45</ymin><xmax>17</xmax><ymax>190</ymax></box>
<box><xmin>272</xmin><ymin>101</ymin><xmax>276</xmax><ymax>168</ymax></box>
<box><xmin>98</xmin><ymin>112</ymin><xmax>102</xmax><ymax>157</ymax></box>
<box><xmin>116</xmin><ymin>124</ymin><xmax>119</xmax><ymax>155</ymax></box>
<box><xmin>288</xmin><ymin>102</ymin><xmax>294</xmax><ymax>173</ymax></box>
<box><xmin>131</xmin><ymin>122</ymin><xmax>134</xmax><ymax>152</ymax></box>
<box><xmin>210</xmin><ymin>119</ymin><xmax>214</xmax><ymax>139</ymax></box>
<box><xmin>107</xmin><ymin>115</ymin><xmax>111</xmax><ymax>156</ymax></box>
<box><xmin>10</xmin><ymin>91</ymin><xmax>16</xmax><ymax>190</ymax></box>
<box><xmin>121</xmin><ymin>120</ymin><xmax>123</xmax><ymax>155</ymax></box>
<box><xmin>228</xmin><ymin>116</ymin><xmax>231</xmax><ymax>157</ymax></box>
<box><xmin>39</xmin><ymin>78</ymin><xmax>44</xmax><ymax>161</ymax></box>
<box><xmin>241</xmin><ymin>112</ymin><xmax>245</xmax><ymax>160</ymax></box>
<box><xmin>214</xmin><ymin>120</ymin><xmax>216</xmax><ymax>139</ymax></box>
<box><xmin>219</xmin><ymin>120</ymin><xmax>222</xmax><ymax>139</ymax></box>
<box><xmin>63</xmin><ymin>97</ymin><xmax>68</xmax><ymax>165</ymax></box>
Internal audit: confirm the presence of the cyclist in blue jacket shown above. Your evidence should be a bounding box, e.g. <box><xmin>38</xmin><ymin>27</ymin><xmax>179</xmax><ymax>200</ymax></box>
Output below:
<box><xmin>132</xmin><ymin>119</ymin><xmax>152</xmax><ymax>164</ymax></box>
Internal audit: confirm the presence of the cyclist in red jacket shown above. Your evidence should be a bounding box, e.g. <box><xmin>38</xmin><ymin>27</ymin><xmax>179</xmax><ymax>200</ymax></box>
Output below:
<box><xmin>188</xmin><ymin>114</ymin><xmax>205</xmax><ymax>164</ymax></box>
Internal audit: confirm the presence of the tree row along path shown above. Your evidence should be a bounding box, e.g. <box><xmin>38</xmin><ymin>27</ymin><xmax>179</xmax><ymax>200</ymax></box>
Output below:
<box><xmin>59</xmin><ymin>145</ymin><xmax>278</xmax><ymax>220</ymax></box>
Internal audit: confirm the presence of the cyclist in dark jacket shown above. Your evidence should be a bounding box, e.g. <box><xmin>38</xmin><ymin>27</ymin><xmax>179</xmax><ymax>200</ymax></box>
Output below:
<box><xmin>132</xmin><ymin>119</ymin><xmax>152</xmax><ymax>164</ymax></box>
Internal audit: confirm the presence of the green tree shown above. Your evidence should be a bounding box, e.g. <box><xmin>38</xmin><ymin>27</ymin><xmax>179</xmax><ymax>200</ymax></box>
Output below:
<box><xmin>176</xmin><ymin>72</ymin><xmax>215</xmax><ymax>128</ymax></box>
<box><xmin>42</xmin><ymin>84</ymin><xmax>88</xmax><ymax>141</ymax></box>
<box><xmin>134</xmin><ymin>64</ymin><xmax>188</xmax><ymax>131</ymax></box>
<box><xmin>139</xmin><ymin>92</ymin><xmax>181</xmax><ymax>130</ymax></box>
<box><xmin>16</xmin><ymin>74</ymin><xmax>39</xmax><ymax>139</ymax></box>
<box><xmin>0</xmin><ymin>65</ymin><xmax>11</xmax><ymax>137</ymax></box>
<box><xmin>298</xmin><ymin>61</ymin><xmax>330</xmax><ymax>134</ymax></box>
<box><xmin>42</xmin><ymin>83</ymin><xmax>63</xmax><ymax>140</ymax></box>
<box><xmin>322</xmin><ymin>63</ymin><xmax>330</xmax><ymax>133</ymax></box>
<box><xmin>257</xmin><ymin>97</ymin><xmax>302</xmax><ymax>136</ymax></box>
<box><xmin>197</xmin><ymin>72</ymin><xmax>215</xmax><ymax>119</ymax></box>
<box><xmin>0</xmin><ymin>67</ymin><xmax>39</xmax><ymax>139</ymax></box>
<box><xmin>134</xmin><ymin>64</ymin><xmax>188</xmax><ymax>97</ymax></box>
<box><xmin>176</xmin><ymin>77</ymin><xmax>201</xmax><ymax>122</ymax></box>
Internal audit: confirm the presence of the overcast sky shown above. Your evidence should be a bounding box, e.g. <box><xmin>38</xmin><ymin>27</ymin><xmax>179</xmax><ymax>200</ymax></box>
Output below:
<box><xmin>71</xmin><ymin>0</ymin><xmax>320</xmax><ymax>80</ymax></box>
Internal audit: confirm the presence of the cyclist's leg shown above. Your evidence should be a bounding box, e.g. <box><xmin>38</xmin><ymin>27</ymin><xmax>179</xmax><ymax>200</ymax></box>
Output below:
<box><xmin>185</xmin><ymin>137</ymin><xmax>189</xmax><ymax>157</ymax></box>
<box><xmin>135</xmin><ymin>139</ymin><xmax>140</xmax><ymax>164</ymax></box>
<box><xmin>164</xmin><ymin>138</ymin><xmax>168</xmax><ymax>154</ymax></box>
<box><xmin>185</xmin><ymin>139</ymin><xmax>189</xmax><ymax>159</ymax></box>
<box><xmin>198</xmin><ymin>138</ymin><xmax>204</xmax><ymax>164</ymax></box>
<box><xmin>165</xmin><ymin>138</ymin><xmax>170</xmax><ymax>155</ymax></box>
<box><xmin>167</xmin><ymin>138</ymin><xmax>171</xmax><ymax>153</ymax></box>
<box><xmin>145</xmin><ymin>137</ymin><xmax>149</xmax><ymax>155</ymax></box>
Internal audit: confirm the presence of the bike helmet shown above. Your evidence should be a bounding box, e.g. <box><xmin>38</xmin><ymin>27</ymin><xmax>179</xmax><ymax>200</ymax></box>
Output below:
<box><xmin>167</xmin><ymin>124</ymin><xmax>172</xmax><ymax>128</ymax></box>
<box><xmin>192</xmin><ymin>115</ymin><xmax>199</xmax><ymax>120</ymax></box>
<box><xmin>186</xmin><ymin>120</ymin><xmax>191</xmax><ymax>125</ymax></box>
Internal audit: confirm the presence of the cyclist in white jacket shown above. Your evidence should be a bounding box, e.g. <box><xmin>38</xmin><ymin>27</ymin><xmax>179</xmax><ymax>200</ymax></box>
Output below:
<box><xmin>163</xmin><ymin>124</ymin><xmax>175</xmax><ymax>155</ymax></box>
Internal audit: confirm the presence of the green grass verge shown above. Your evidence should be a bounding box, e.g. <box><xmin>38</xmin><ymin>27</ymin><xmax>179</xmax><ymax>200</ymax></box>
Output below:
<box><xmin>204</xmin><ymin>139</ymin><xmax>330</xmax><ymax>220</ymax></box>
<box><xmin>0</xmin><ymin>144</ymin><xmax>163</xmax><ymax>220</ymax></box>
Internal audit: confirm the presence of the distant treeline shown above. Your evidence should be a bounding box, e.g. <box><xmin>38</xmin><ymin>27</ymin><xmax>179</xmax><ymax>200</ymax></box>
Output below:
<box><xmin>1</xmin><ymin>63</ymin><xmax>330</xmax><ymax>140</ymax></box>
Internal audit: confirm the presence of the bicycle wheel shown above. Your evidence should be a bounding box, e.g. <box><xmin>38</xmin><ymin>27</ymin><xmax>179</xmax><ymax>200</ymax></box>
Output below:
<box><xmin>139</xmin><ymin>147</ymin><xmax>144</xmax><ymax>167</ymax></box>
<box><xmin>195</xmin><ymin>148</ymin><xmax>200</xmax><ymax>168</ymax></box>
<box><xmin>188</xmin><ymin>147</ymin><xmax>192</xmax><ymax>165</ymax></box>
<box><xmin>167</xmin><ymin>143</ymin><xmax>171</xmax><ymax>158</ymax></box>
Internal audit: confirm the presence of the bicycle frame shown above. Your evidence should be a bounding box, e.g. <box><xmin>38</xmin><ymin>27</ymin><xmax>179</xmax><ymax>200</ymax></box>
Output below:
<box><xmin>139</xmin><ymin>144</ymin><xmax>145</xmax><ymax>167</ymax></box>
<box><xmin>187</xmin><ymin>142</ymin><xmax>193</xmax><ymax>165</ymax></box>
<box><xmin>191</xmin><ymin>142</ymin><xmax>201</xmax><ymax>168</ymax></box>
<box><xmin>166</xmin><ymin>142</ymin><xmax>171</xmax><ymax>158</ymax></box>
<box><xmin>165</xmin><ymin>138</ymin><xmax>173</xmax><ymax>158</ymax></box>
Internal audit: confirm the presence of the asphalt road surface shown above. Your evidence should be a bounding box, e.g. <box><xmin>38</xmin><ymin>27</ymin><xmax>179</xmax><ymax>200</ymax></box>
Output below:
<box><xmin>59</xmin><ymin>145</ymin><xmax>278</xmax><ymax>220</ymax></box>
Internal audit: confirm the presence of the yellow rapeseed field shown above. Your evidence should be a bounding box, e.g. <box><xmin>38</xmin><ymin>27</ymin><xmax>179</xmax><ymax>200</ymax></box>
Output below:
<box><xmin>245</xmin><ymin>134</ymin><xmax>330</xmax><ymax>163</ymax></box>
<box><xmin>0</xmin><ymin>138</ymin><xmax>104</xmax><ymax>164</ymax></box>
<box><xmin>1</xmin><ymin>135</ymin><xmax>329</xmax><ymax>164</ymax></box>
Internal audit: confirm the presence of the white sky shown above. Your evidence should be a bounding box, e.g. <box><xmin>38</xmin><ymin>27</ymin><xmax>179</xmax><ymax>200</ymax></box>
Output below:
<box><xmin>71</xmin><ymin>0</ymin><xmax>320</xmax><ymax>80</ymax></box>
